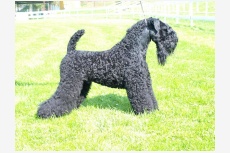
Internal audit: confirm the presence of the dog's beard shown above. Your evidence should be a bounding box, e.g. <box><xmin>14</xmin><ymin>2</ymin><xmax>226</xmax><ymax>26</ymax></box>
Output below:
<box><xmin>165</xmin><ymin>32</ymin><xmax>178</xmax><ymax>54</ymax></box>
<box><xmin>154</xmin><ymin>33</ymin><xmax>178</xmax><ymax>65</ymax></box>
<box><xmin>156</xmin><ymin>42</ymin><xmax>168</xmax><ymax>65</ymax></box>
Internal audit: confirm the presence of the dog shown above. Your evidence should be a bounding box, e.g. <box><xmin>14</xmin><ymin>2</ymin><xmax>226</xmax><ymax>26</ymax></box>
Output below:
<box><xmin>37</xmin><ymin>17</ymin><xmax>178</xmax><ymax>118</ymax></box>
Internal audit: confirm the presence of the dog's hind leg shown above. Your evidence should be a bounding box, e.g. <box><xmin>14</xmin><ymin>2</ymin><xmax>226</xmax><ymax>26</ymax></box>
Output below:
<box><xmin>77</xmin><ymin>81</ymin><xmax>92</xmax><ymax>106</ymax></box>
<box><xmin>37</xmin><ymin>77</ymin><xmax>84</xmax><ymax>118</ymax></box>
<box><xmin>37</xmin><ymin>56</ymin><xmax>84</xmax><ymax>118</ymax></box>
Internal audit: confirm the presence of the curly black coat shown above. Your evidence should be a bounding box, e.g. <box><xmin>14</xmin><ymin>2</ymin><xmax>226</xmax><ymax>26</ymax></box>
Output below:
<box><xmin>37</xmin><ymin>17</ymin><xmax>178</xmax><ymax>118</ymax></box>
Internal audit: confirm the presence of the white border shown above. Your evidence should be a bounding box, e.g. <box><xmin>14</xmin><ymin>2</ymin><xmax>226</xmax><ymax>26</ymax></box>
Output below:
<box><xmin>0</xmin><ymin>0</ymin><xmax>14</xmax><ymax>152</ymax></box>
<box><xmin>215</xmin><ymin>0</ymin><xmax>230</xmax><ymax>152</ymax></box>
<box><xmin>1</xmin><ymin>0</ymin><xmax>228</xmax><ymax>152</ymax></box>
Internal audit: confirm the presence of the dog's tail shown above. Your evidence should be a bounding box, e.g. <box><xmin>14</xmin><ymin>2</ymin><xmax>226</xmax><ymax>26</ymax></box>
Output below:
<box><xmin>67</xmin><ymin>29</ymin><xmax>85</xmax><ymax>53</ymax></box>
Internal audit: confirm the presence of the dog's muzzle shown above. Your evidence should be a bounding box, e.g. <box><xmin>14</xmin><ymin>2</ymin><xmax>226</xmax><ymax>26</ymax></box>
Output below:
<box><xmin>152</xmin><ymin>29</ymin><xmax>178</xmax><ymax>65</ymax></box>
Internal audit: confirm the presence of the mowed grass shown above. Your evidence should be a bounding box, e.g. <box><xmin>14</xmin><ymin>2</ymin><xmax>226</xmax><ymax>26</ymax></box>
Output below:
<box><xmin>15</xmin><ymin>18</ymin><xmax>215</xmax><ymax>151</ymax></box>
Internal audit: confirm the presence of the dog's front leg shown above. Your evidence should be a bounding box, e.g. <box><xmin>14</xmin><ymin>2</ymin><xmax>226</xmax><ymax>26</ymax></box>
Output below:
<box><xmin>125</xmin><ymin>70</ymin><xmax>156</xmax><ymax>114</ymax></box>
<box><xmin>145</xmin><ymin>69</ymin><xmax>159</xmax><ymax>110</ymax></box>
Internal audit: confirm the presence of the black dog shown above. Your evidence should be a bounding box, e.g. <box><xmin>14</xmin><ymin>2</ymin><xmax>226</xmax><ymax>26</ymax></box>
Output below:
<box><xmin>37</xmin><ymin>17</ymin><xmax>178</xmax><ymax>118</ymax></box>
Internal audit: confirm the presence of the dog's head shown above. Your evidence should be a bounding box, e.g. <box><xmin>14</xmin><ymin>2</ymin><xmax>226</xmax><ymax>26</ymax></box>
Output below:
<box><xmin>147</xmin><ymin>17</ymin><xmax>178</xmax><ymax>65</ymax></box>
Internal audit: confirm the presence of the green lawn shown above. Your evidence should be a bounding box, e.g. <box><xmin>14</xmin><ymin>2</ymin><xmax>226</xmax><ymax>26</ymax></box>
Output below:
<box><xmin>15</xmin><ymin>18</ymin><xmax>215</xmax><ymax>151</ymax></box>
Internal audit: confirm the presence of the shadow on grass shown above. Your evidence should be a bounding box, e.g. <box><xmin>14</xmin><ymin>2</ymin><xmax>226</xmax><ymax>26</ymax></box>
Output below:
<box><xmin>82</xmin><ymin>94</ymin><xmax>133</xmax><ymax>114</ymax></box>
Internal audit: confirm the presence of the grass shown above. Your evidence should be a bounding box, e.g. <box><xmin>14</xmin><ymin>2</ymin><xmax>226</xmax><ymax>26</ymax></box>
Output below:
<box><xmin>15</xmin><ymin>17</ymin><xmax>215</xmax><ymax>151</ymax></box>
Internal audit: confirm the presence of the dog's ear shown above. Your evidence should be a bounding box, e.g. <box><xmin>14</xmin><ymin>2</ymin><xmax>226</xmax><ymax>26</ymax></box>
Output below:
<box><xmin>147</xmin><ymin>17</ymin><xmax>160</xmax><ymax>35</ymax></box>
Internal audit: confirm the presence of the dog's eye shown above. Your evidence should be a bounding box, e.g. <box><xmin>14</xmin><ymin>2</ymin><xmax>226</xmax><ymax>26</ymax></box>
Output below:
<box><xmin>163</xmin><ymin>28</ymin><xmax>167</xmax><ymax>32</ymax></box>
<box><xmin>161</xmin><ymin>29</ymin><xmax>168</xmax><ymax>36</ymax></box>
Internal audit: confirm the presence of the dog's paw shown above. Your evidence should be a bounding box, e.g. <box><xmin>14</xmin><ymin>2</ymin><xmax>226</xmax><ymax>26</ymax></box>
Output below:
<box><xmin>37</xmin><ymin>99</ymin><xmax>72</xmax><ymax>118</ymax></box>
<box><xmin>37</xmin><ymin>102</ymin><xmax>54</xmax><ymax>118</ymax></box>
